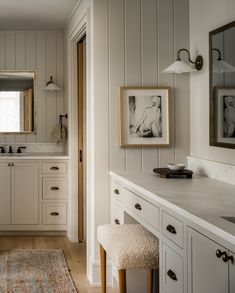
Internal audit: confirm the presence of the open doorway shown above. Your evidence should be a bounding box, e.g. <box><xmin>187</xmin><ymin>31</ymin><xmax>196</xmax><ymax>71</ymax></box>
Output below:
<box><xmin>77</xmin><ymin>36</ymin><xmax>86</xmax><ymax>242</ymax></box>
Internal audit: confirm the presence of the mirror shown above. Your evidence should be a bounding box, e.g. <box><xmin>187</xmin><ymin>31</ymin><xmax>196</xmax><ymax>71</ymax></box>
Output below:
<box><xmin>209</xmin><ymin>21</ymin><xmax>235</xmax><ymax>148</ymax></box>
<box><xmin>0</xmin><ymin>71</ymin><xmax>36</xmax><ymax>134</ymax></box>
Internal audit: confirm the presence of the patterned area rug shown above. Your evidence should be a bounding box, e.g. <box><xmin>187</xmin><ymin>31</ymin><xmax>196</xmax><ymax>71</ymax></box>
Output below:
<box><xmin>0</xmin><ymin>249</ymin><xmax>77</xmax><ymax>293</ymax></box>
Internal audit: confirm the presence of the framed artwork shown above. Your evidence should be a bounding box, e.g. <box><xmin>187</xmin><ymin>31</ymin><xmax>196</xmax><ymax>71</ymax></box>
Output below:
<box><xmin>119</xmin><ymin>87</ymin><xmax>171</xmax><ymax>147</ymax></box>
<box><xmin>212</xmin><ymin>87</ymin><xmax>235</xmax><ymax>147</ymax></box>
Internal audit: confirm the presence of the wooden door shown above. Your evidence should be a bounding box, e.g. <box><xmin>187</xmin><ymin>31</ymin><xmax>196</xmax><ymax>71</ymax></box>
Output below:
<box><xmin>77</xmin><ymin>37</ymin><xmax>86</xmax><ymax>241</ymax></box>
<box><xmin>11</xmin><ymin>162</ymin><xmax>38</xmax><ymax>224</ymax></box>
<box><xmin>188</xmin><ymin>228</ymin><xmax>228</xmax><ymax>293</ymax></box>
<box><xmin>0</xmin><ymin>163</ymin><xmax>11</xmax><ymax>224</ymax></box>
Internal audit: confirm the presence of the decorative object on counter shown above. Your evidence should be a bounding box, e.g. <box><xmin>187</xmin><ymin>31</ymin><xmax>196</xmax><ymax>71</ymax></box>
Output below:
<box><xmin>167</xmin><ymin>163</ymin><xmax>186</xmax><ymax>171</ymax></box>
<box><xmin>51</xmin><ymin>114</ymin><xmax>67</xmax><ymax>144</ymax></box>
<box><xmin>0</xmin><ymin>249</ymin><xmax>77</xmax><ymax>293</ymax></box>
<box><xmin>0</xmin><ymin>146</ymin><xmax>5</xmax><ymax>153</ymax></box>
<box><xmin>209</xmin><ymin>20</ymin><xmax>235</xmax><ymax>149</ymax></box>
<box><xmin>153</xmin><ymin>168</ymin><xmax>193</xmax><ymax>178</ymax></box>
<box><xmin>44</xmin><ymin>75</ymin><xmax>60</xmax><ymax>91</ymax></box>
<box><xmin>120</xmin><ymin>87</ymin><xmax>171</xmax><ymax>147</ymax></box>
<box><xmin>17</xmin><ymin>146</ymin><xmax>27</xmax><ymax>153</ymax></box>
<box><xmin>163</xmin><ymin>48</ymin><xmax>203</xmax><ymax>74</ymax></box>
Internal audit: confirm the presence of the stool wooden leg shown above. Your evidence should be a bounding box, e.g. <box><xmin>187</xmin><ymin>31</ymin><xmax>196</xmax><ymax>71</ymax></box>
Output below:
<box><xmin>148</xmin><ymin>269</ymin><xmax>154</xmax><ymax>293</ymax></box>
<box><xmin>118</xmin><ymin>269</ymin><xmax>126</xmax><ymax>293</ymax></box>
<box><xmin>100</xmin><ymin>245</ymin><xmax>106</xmax><ymax>293</ymax></box>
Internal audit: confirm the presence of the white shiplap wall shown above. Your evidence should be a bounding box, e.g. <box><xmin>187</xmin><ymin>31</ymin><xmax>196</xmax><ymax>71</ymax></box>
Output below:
<box><xmin>0</xmin><ymin>32</ymin><xmax>64</xmax><ymax>143</ymax></box>
<box><xmin>95</xmin><ymin>0</ymin><xmax>190</xmax><ymax>175</ymax></box>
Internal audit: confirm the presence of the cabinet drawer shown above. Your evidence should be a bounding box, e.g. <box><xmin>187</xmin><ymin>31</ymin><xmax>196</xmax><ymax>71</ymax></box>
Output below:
<box><xmin>162</xmin><ymin>243</ymin><xmax>184</xmax><ymax>293</ymax></box>
<box><xmin>162</xmin><ymin>212</ymin><xmax>184</xmax><ymax>248</ymax></box>
<box><xmin>124</xmin><ymin>190</ymin><xmax>160</xmax><ymax>230</ymax></box>
<box><xmin>112</xmin><ymin>203</ymin><xmax>124</xmax><ymax>225</ymax></box>
<box><xmin>43</xmin><ymin>178</ymin><xmax>67</xmax><ymax>200</ymax></box>
<box><xmin>42</xmin><ymin>162</ymin><xmax>67</xmax><ymax>174</ymax></box>
<box><xmin>111</xmin><ymin>181</ymin><xmax>124</xmax><ymax>203</ymax></box>
<box><xmin>43</xmin><ymin>203</ymin><xmax>67</xmax><ymax>225</ymax></box>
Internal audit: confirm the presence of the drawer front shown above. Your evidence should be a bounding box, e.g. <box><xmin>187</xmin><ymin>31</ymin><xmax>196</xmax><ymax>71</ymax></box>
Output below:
<box><xmin>111</xmin><ymin>181</ymin><xmax>124</xmax><ymax>203</ymax></box>
<box><xmin>112</xmin><ymin>203</ymin><xmax>124</xmax><ymax>225</ymax></box>
<box><xmin>162</xmin><ymin>212</ymin><xmax>184</xmax><ymax>248</ymax></box>
<box><xmin>42</xmin><ymin>162</ymin><xmax>67</xmax><ymax>174</ymax></box>
<box><xmin>162</xmin><ymin>243</ymin><xmax>184</xmax><ymax>293</ymax></box>
<box><xmin>124</xmin><ymin>189</ymin><xmax>160</xmax><ymax>230</ymax></box>
<box><xmin>43</xmin><ymin>203</ymin><xmax>67</xmax><ymax>225</ymax></box>
<box><xmin>43</xmin><ymin>178</ymin><xmax>67</xmax><ymax>200</ymax></box>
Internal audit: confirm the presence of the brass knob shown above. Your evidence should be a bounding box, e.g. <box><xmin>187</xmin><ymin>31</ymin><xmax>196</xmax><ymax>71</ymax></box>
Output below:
<box><xmin>50</xmin><ymin>187</ymin><xmax>59</xmax><ymax>191</ymax></box>
<box><xmin>114</xmin><ymin>219</ymin><xmax>120</xmax><ymax>225</ymax></box>
<box><xmin>216</xmin><ymin>249</ymin><xmax>223</xmax><ymax>258</ymax></box>
<box><xmin>114</xmin><ymin>189</ymin><xmax>119</xmax><ymax>195</ymax></box>
<box><xmin>135</xmin><ymin>203</ymin><xmax>142</xmax><ymax>210</ymax></box>
<box><xmin>50</xmin><ymin>166</ymin><xmax>59</xmax><ymax>170</ymax></box>
<box><xmin>166</xmin><ymin>224</ymin><xmax>177</xmax><ymax>234</ymax></box>
<box><xmin>167</xmin><ymin>269</ymin><xmax>177</xmax><ymax>281</ymax></box>
<box><xmin>50</xmin><ymin>212</ymin><xmax>59</xmax><ymax>216</ymax></box>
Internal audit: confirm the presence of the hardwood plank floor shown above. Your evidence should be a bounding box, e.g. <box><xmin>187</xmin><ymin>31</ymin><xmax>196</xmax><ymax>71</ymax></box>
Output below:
<box><xmin>0</xmin><ymin>236</ymin><xmax>118</xmax><ymax>293</ymax></box>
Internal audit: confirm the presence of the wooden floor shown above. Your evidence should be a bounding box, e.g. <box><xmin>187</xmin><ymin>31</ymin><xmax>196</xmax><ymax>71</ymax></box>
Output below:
<box><xmin>0</xmin><ymin>236</ymin><xmax>118</xmax><ymax>293</ymax></box>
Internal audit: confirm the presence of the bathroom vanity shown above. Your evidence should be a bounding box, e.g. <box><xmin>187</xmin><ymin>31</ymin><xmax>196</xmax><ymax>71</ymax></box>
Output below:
<box><xmin>110</xmin><ymin>171</ymin><xmax>235</xmax><ymax>293</ymax></box>
<box><xmin>0</xmin><ymin>154</ymin><xmax>69</xmax><ymax>232</ymax></box>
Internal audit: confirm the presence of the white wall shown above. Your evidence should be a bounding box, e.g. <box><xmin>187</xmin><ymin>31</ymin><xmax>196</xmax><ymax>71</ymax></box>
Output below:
<box><xmin>0</xmin><ymin>32</ymin><xmax>65</xmax><ymax>144</ymax></box>
<box><xmin>65</xmin><ymin>0</ymin><xmax>190</xmax><ymax>284</ymax></box>
<box><xmin>190</xmin><ymin>0</ymin><xmax>235</xmax><ymax>165</ymax></box>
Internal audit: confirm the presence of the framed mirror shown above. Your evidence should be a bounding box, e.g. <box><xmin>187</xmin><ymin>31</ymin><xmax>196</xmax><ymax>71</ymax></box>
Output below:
<box><xmin>0</xmin><ymin>71</ymin><xmax>36</xmax><ymax>134</ymax></box>
<box><xmin>209</xmin><ymin>21</ymin><xmax>235</xmax><ymax>148</ymax></box>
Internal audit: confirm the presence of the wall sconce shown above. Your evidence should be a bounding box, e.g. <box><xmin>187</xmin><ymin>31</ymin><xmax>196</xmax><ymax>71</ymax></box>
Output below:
<box><xmin>212</xmin><ymin>48</ymin><xmax>235</xmax><ymax>73</ymax></box>
<box><xmin>44</xmin><ymin>76</ymin><xmax>60</xmax><ymax>91</ymax></box>
<box><xmin>163</xmin><ymin>48</ymin><xmax>203</xmax><ymax>74</ymax></box>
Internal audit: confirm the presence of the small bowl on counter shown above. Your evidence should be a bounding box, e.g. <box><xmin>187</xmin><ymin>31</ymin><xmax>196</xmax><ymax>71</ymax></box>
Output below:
<box><xmin>167</xmin><ymin>163</ymin><xmax>186</xmax><ymax>171</ymax></box>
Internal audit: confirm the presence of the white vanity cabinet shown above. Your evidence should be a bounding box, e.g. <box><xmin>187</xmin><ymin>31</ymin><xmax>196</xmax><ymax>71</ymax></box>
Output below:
<box><xmin>0</xmin><ymin>162</ymin><xmax>38</xmax><ymax>225</ymax></box>
<box><xmin>188</xmin><ymin>227</ymin><xmax>234</xmax><ymax>293</ymax></box>
<box><xmin>0</xmin><ymin>163</ymin><xmax>11</xmax><ymax>224</ymax></box>
<box><xmin>11</xmin><ymin>162</ymin><xmax>39</xmax><ymax>224</ymax></box>
<box><xmin>0</xmin><ymin>157</ymin><xmax>68</xmax><ymax>232</ymax></box>
<box><xmin>110</xmin><ymin>172</ymin><xmax>235</xmax><ymax>293</ymax></box>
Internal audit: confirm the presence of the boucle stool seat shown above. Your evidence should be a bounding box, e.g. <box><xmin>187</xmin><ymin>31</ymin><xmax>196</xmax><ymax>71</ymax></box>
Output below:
<box><xmin>97</xmin><ymin>224</ymin><xmax>159</xmax><ymax>293</ymax></box>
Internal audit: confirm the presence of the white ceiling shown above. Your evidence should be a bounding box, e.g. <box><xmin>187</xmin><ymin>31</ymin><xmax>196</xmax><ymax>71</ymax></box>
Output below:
<box><xmin>0</xmin><ymin>0</ymin><xmax>79</xmax><ymax>31</ymax></box>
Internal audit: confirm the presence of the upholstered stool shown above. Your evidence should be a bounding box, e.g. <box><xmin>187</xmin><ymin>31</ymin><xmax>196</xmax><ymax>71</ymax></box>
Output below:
<box><xmin>97</xmin><ymin>224</ymin><xmax>159</xmax><ymax>293</ymax></box>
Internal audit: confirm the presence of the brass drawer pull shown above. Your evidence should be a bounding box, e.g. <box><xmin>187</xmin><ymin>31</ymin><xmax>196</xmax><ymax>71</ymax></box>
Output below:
<box><xmin>114</xmin><ymin>219</ymin><xmax>120</xmax><ymax>225</ymax></box>
<box><xmin>167</xmin><ymin>269</ymin><xmax>177</xmax><ymax>281</ymax></box>
<box><xmin>114</xmin><ymin>189</ymin><xmax>119</xmax><ymax>195</ymax></box>
<box><xmin>166</xmin><ymin>224</ymin><xmax>177</xmax><ymax>234</ymax></box>
<box><xmin>50</xmin><ymin>212</ymin><xmax>59</xmax><ymax>216</ymax></box>
<box><xmin>50</xmin><ymin>166</ymin><xmax>59</xmax><ymax>170</ymax></box>
<box><xmin>50</xmin><ymin>186</ymin><xmax>59</xmax><ymax>191</ymax></box>
<box><xmin>135</xmin><ymin>203</ymin><xmax>142</xmax><ymax>210</ymax></box>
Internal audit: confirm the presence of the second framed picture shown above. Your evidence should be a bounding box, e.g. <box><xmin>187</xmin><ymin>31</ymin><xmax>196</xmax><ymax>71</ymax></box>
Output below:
<box><xmin>119</xmin><ymin>87</ymin><xmax>171</xmax><ymax>147</ymax></box>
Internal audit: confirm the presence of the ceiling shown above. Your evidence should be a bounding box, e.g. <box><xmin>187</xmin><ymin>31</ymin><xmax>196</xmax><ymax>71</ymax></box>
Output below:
<box><xmin>0</xmin><ymin>0</ymin><xmax>79</xmax><ymax>31</ymax></box>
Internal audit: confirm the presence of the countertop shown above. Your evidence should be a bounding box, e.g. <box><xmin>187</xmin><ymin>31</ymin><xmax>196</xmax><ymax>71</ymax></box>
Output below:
<box><xmin>110</xmin><ymin>171</ymin><xmax>235</xmax><ymax>246</ymax></box>
<box><xmin>0</xmin><ymin>153</ymin><xmax>69</xmax><ymax>160</ymax></box>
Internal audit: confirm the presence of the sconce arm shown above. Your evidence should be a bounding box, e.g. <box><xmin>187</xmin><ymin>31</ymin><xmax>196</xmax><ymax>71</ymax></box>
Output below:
<box><xmin>177</xmin><ymin>48</ymin><xmax>195</xmax><ymax>64</ymax></box>
<box><xmin>212</xmin><ymin>48</ymin><xmax>222</xmax><ymax>60</ymax></box>
<box><xmin>177</xmin><ymin>48</ymin><xmax>203</xmax><ymax>71</ymax></box>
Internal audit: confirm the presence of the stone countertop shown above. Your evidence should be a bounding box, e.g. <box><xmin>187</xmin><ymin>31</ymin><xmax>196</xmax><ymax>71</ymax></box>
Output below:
<box><xmin>110</xmin><ymin>171</ymin><xmax>235</xmax><ymax>247</ymax></box>
<box><xmin>0</xmin><ymin>153</ymin><xmax>69</xmax><ymax>160</ymax></box>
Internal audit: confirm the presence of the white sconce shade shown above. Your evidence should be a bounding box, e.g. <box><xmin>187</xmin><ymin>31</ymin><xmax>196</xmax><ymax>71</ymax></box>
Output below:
<box><xmin>163</xmin><ymin>48</ymin><xmax>203</xmax><ymax>74</ymax></box>
<box><xmin>44</xmin><ymin>76</ymin><xmax>60</xmax><ymax>91</ymax></box>
<box><xmin>213</xmin><ymin>60</ymin><xmax>235</xmax><ymax>73</ymax></box>
<box><xmin>163</xmin><ymin>60</ymin><xmax>197</xmax><ymax>74</ymax></box>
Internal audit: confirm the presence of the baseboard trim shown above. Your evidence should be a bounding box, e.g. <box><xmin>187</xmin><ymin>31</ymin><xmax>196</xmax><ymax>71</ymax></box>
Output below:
<box><xmin>88</xmin><ymin>256</ymin><xmax>113</xmax><ymax>286</ymax></box>
<box><xmin>0</xmin><ymin>231</ymin><xmax>67</xmax><ymax>236</ymax></box>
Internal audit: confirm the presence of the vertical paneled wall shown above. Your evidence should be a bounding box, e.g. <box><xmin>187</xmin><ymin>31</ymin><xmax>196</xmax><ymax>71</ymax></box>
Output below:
<box><xmin>0</xmin><ymin>32</ymin><xmax>64</xmax><ymax>143</ymax></box>
<box><xmin>96</xmin><ymin>0</ymin><xmax>190</xmax><ymax>174</ymax></box>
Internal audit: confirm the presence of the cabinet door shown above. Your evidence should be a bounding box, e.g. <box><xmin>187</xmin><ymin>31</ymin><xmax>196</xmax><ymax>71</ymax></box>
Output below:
<box><xmin>229</xmin><ymin>251</ymin><xmax>235</xmax><ymax>292</ymax></box>
<box><xmin>0</xmin><ymin>163</ymin><xmax>11</xmax><ymax>224</ymax></box>
<box><xmin>11</xmin><ymin>163</ymin><xmax>39</xmax><ymax>224</ymax></box>
<box><xmin>188</xmin><ymin>228</ymin><xmax>228</xmax><ymax>293</ymax></box>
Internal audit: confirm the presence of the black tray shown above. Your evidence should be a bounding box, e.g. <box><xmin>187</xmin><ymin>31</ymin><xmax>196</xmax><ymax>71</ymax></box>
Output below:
<box><xmin>153</xmin><ymin>168</ymin><xmax>193</xmax><ymax>178</ymax></box>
